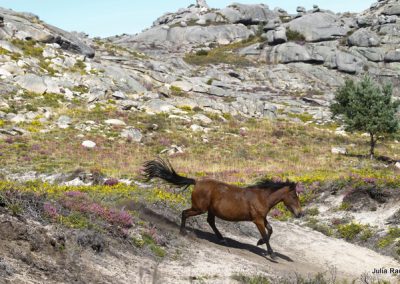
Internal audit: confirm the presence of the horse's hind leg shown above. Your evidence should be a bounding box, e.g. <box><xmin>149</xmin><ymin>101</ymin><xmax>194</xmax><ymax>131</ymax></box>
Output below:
<box><xmin>254</xmin><ymin>219</ymin><xmax>275</xmax><ymax>258</ymax></box>
<box><xmin>180</xmin><ymin>208</ymin><xmax>203</xmax><ymax>235</ymax></box>
<box><xmin>207</xmin><ymin>212</ymin><xmax>225</xmax><ymax>243</ymax></box>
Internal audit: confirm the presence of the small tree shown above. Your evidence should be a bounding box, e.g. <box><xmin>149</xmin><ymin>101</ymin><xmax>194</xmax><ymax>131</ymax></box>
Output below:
<box><xmin>330</xmin><ymin>76</ymin><xmax>399</xmax><ymax>159</ymax></box>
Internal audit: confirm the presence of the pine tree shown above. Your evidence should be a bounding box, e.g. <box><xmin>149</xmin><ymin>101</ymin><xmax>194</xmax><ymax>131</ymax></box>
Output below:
<box><xmin>331</xmin><ymin>76</ymin><xmax>399</xmax><ymax>159</ymax></box>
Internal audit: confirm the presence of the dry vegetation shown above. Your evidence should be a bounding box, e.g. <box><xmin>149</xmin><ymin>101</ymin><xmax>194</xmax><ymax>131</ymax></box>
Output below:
<box><xmin>1</xmin><ymin>102</ymin><xmax>400</xmax><ymax>182</ymax></box>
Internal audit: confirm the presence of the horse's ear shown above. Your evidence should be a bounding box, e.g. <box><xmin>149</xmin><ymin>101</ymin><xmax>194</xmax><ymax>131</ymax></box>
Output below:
<box><xmin>295</xmin><ymin>183</ymin><xmax>305</xmax><ymax>194</ymax></box>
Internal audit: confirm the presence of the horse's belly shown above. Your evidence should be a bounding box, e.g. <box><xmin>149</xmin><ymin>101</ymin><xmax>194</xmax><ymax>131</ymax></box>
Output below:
<box><xmin>210</xmin><ymin>200</ymin><xmax>251</xmax><ymax>222</ymax></box>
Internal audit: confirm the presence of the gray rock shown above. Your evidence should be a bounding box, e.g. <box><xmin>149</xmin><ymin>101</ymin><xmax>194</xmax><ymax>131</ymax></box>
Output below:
<box><xmin>171</xmin><ymin>81</ymin><xmax>193</xmax><ymax>92</ymax></box>
<box><xmin>238</xmin><ymin>43</ymin><xmax>261</xmax><ymax>56</ymax></box>
<box><xmin>226</xmin><ymin>3</ymin><xmax>277</xmax><ymax>24</ymax></box>
<box><xmin>193</xmin><ymin>113</ymin><xmax>212</xmax><ymax>124</ymax></box>
<box><xmin>268</xmin><ymin>42</ymin><xmax>312</xmax><ymax>63</ymax></box>
<box><xmin>112</xmin><ymin>91</ymin><xmax>126</xmax><ymax>100</ymax></box>
<box><xmin>384</xmin><ymin>50</ymin><xmax>400</xmax><ymax>62</ymax></box>
<box><xmin>190</xmin><ymin>124</ymin><xmax>205</xmax><ymax>132</ymax></box>
<box><xmin>335</xmin><ymin>51</ymin><xmax>364</xmax><ymax>74</ymax></box>
<box><xmin>42</xmin><ymin>46</ymin><xmax>57</xmax><ymax>58</ymax></box>
<box><xmin>0</xmin><ymin>40</ymin><xmax>22</xmax><ymax>54</ymax></box>
<box><xmin>82</xmin><ymin>140</ymin><xmax>96</xmax><ymax>149</ymax></box>
<box><xmin>121</xmin><ymin>128</ymin><xmax>142</xmax><ymax>142</ymax></box>
<box><xmin>16</xmin><ymin>74</ymin><xmax>47</xmax><ymax>94</ymax></box>
<box><xmin>143</xmin><ymin>99</ymin><xmax>177</xmax><ymax>114</ymax></box>
<box><xmin>382</xmin><ymin>3</ymin><xmax>400</xmax><ymax>15</ymax></box>
<box><xmin>331</xmin><ymin>147</ymin><xmax>347</xmax><ymax>155</ymax></box>
<box><xmin>43</xmin><ymin>25</ymin><xmax>95</xmax><ymax>58</ymax></box>
<box><xmin>104</xmin><ymin>119</ymin><xmax>126</xmax><ymax>126</ymax></box>
<box><xmin>196</xmin><ymin>0</ymin><xmax>209</xmax><ymax>9</ymax></box>
<box><xmin>119</xmin><ymin>100</ymin><xmax>139</xmax><ymax>110</ymax></box>
<box><xmin>296</xmin><ymin>6</ymin><xmax>306</xmax><ymax>13</ymax></box>
<box><xmin>57</xmin><ymin>115</ymin><xmax>72</xmax><ymax>129</ymax></box>
<box><xmin>263</xmin><ymin>19</ymin><xmax>281</xmax><ymax>31</ymax></box>
<box><xmin>351</xmin><ymin>47</ymin><xmax>385</xmax><ymax>62</ymax></box>
<box><xmin>348</xmin><ymin>29</ymin><xmax>380</xmax><ymax>47</ymax></box>
<box><xmin>265</xmin><ymin>27</ymin><xmax>287</xmax><ymax>45</ymax></box>
<box><xmin>10</xmin><ymin>114</ymin><xmax>26</xmax><ymax>124</ymax></box>
<box><xmin>160</xmin><ymin>144</ymin><xmax>184</xmax><ymax>156</ymax></box>
<box><xmin>263</xmin><ymin>103</ymin><xmax>277</xmax><ymax>119</ymax></box>
<box><xmin>312</xmin><ymin>5</ymin><xmax>320</xmax><ymax>13</ymax></box>
<box><xmin>103</xmin><ymin>66</ymin><xmax>146</xmax><ymax>94</ymax></box>
<box><xmin>209</xmin><ymin>86</ymin><xmax>228</xmax><ymax>97</ymax></box>
<box><xmin>287</xmin><ymin>12</ymin><xmax>349</xmax><ymax>42</ymax></box>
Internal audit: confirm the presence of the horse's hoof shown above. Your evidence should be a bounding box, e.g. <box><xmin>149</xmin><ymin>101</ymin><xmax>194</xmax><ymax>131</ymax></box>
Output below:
<box><xmin>270</xmin><ymin>252</ymin><xmax>277</xmax><ymax>260</ymax></box>
<box><xmin>180</xmin><ymin>229</ymin><xmax>187</xmax><ymax>236</ymax></box>
<box><xmin>257</xmin><ymin>239</ymin><xmax>264</xmax><ymax>246</ymax></box>
<box><xmin>219</xmin><ymin>239</ymin><xmax>227</xmax><ymax>245</ymax></box>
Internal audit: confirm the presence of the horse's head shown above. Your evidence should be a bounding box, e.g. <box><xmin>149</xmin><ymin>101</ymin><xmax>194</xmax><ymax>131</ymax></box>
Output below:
<box><xmin>282</xmin><ymin>184</ymin><xmax>303</xmax><ymax>218</ymax></box>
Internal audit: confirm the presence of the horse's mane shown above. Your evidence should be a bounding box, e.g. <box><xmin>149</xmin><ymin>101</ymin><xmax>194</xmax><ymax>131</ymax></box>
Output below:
<box><xmin>246</xmin><ymin>178</ymin><xmax>296</xmax><ymax>191</ymax></box>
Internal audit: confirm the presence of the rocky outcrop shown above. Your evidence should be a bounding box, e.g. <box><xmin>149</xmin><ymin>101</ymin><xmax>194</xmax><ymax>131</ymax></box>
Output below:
<box><xmin>0</xmin><ymin>0</ymin><xmax>400</xmax><ymax>138</ymax></box>
<box><xmin>222</xmin><ymin>3</ymin><xmax>277</xmax><ymax>25</ymax></box>
<box><xmin>287</xmin><ymin>12</ymin><xmax>350</xmax><ymax>42</ymax></box>
<box><xmin>0</xmin><ymin>7</ymin><xmax>94</xmax><ymax>57</ymax></box>
<box><xmin>348</xmin><ymin>29</ymin><xmax>380</xmax><ymax>47</ymax></box>
<box><xmin>113</xmin><ymin>3</ymin><xmax>279</xmax><ymax>51</ymax></box>
<box><xmin>147</xmin><ymin>24</ymin><xmax>251</xmax><ymax>46</ymax></box>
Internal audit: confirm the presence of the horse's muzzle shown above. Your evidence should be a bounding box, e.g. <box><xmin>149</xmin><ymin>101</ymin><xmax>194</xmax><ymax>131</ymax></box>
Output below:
<box><xmin>295</xmin><ymin>211</ymin><xmax>304</xmax><ymax>218</ymax></box>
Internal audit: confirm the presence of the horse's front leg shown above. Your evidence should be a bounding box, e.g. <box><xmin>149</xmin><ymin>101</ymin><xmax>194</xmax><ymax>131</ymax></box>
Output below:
<box><xmin>256</xmin><ymin>219</ymin><xmax>274</xmax><ymax>256</ymax></box>
<box><xmin>254</xmin><ymin>218</ymin><xmax>275</xmax><ymax>259</ymax></box>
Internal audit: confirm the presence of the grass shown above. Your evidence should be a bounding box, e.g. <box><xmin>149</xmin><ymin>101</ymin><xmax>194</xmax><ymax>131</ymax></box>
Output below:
<box><xmin>69</xmin><ymin>60</ymin><xmax>87</xmax><ymax>75</ymax></box>
<box><xmin>184</xmin><ymin>37</ymin><xmax>260</xmax><ymax>66</ymax></box>
<box><xmin>1</xmin><ymin>102</ymin><xmax>400</xmax><ymax>184</ymax></box>
<box><xmin>11</xmin><ymin>39</ymin><xmax>44</xmax><ymax>58</ymax></box>
<box><xmin>142</xmin><ymin>233</ymin><xmax>166</xmax><ymax>257</ymax></box>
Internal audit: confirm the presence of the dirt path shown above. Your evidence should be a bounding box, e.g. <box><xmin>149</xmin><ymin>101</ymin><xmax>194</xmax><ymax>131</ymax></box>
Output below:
<box><xmin>137</xmin><ymin>205</ymin><xmax>400</xmax><ymax>283</ymax></box>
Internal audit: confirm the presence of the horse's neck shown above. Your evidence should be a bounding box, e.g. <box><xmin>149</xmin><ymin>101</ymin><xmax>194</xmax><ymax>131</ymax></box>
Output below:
<box><xmin>264</xmin><ymin>188</ymin><xmax>285</xmax><ymax>208</ymax></box>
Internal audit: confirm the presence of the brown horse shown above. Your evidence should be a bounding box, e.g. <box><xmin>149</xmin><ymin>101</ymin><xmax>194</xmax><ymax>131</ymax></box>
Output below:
<box><xmin>143</xmin><ymin>158</ymin><xmax>303</xmax><ymax>258</ymax></box>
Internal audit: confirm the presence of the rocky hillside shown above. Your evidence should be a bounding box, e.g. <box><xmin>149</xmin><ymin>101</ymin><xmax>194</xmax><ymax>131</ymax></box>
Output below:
<box><xmin>1</xmin><ymin>0</ymin><xmax>400</xmax><ymax>133</ymax></box>
<box><xmin>110</xmin><ymin>0</ymin><xmax>400</xmax><ymax>121</ymax></box>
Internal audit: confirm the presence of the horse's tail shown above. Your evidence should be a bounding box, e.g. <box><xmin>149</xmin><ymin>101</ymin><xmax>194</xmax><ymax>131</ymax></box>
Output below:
<box><xmin>142</xmin><ymin>158</ymin><xmax>196</xmax><ymax>187</ymax></box>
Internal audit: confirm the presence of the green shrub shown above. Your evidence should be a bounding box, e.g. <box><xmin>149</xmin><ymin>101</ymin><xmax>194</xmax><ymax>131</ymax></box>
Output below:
<box><xmin>72</xmin><ymin>85</ymin><xmax>89</xmax><ymax>94</ymax></box>
<box><xmin>286</xmin><ymin>28</ymin><xmax>306</xmax><ymax>42</ymax></box>
<box><xmin>337</xmin><ymin>222</ymin><xmax>363</xmax><ymax>240</ymax></box>
<box><xmin>306</xmin><ymin>217</ymin><xmax>333</xmax><ymax>236</ymax></box>
<box><xmin>377</xmin><ymin>227</ymin><xmax>400</xmax><ymax>248</ymax></box>
<box><xmin>232</xmin><ymin>273</ymin><xmax>270</xmax><ymax>284</ymax></box>
<box><xmin>338</xmin><ymin>202</ymin><xmax>351</xmax><ymax>211</ymax></box>
<box><xmin>11</xmin><ymin>39</ymin><xmax>44</xmax><ymax>58</ymax></box>
<box><xmin>360</xmin><ymin>227</ymin><xmax>373</xmax><ymax>241</ymax></box>
<box><xmin>307</xmin><ymin>207</ymin><xmax>319</xmax><ymax>216</ymax></box>
<box><xmin>170</xmin><ymin>85</ymin><xmax>184</xmax><ymax>96</ymax></box>
<box><xmin>196</xmin><ymin>49</ymin><xmax>209</xmax><ymax>56</ymax></box>
<box><xmin>59</xmin><ymin>212</ymin><xmax>91</xmax><ymax>229</ymax></box>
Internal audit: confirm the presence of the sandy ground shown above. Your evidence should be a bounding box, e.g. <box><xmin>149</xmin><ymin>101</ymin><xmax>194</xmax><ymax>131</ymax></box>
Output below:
<box><xmin>130</xmin><ymin>205</ymin><xmax>400</xmax><ymax>283</ymax></box>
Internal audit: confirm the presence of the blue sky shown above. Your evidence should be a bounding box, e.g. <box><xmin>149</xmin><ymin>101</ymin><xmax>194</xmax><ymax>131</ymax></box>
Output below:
<box><xmin>0</xmin><ymin>1</ymin><xmax>373</xmax><ymax>37</ymax></box>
